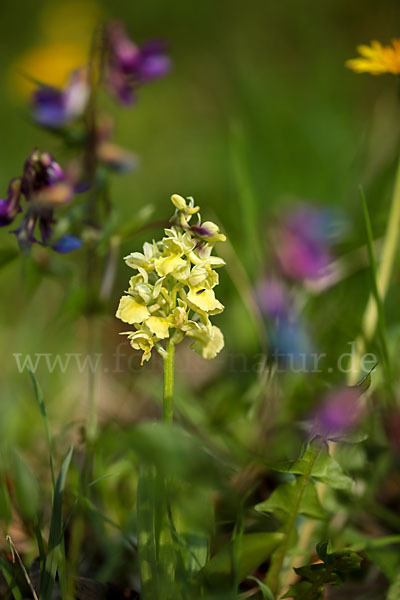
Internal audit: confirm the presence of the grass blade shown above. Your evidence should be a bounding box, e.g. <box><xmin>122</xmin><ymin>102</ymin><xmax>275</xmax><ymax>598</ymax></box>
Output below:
<box><xmin>40</xmin><ymin>446</ymin><xmax>73</xmax><ymax>600</ymax></box>
<box><xmin>360</xmin><ymin>187</ymin><xmax>391</xmax><ymax>383</ymax></box>
<box><xmin>28</xmin><ymin>370</ymin><xmax>55</xmax><ymax>489</ymax></box>
<box><xmin>0</xmin><ymin>556</ymin><xmax>23</xmax><ymax>600</ymax></box>
<box><xmin>136</xmin><ymin>464</ymin><xmax>162</xmax><ymax>600</ymax></box>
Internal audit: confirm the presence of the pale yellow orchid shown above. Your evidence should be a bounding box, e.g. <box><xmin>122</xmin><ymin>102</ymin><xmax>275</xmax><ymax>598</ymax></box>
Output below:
<box><xmin>116</xmin><ymin>194</ymin><xmax>226</xmax><ymax>364</ymax></box>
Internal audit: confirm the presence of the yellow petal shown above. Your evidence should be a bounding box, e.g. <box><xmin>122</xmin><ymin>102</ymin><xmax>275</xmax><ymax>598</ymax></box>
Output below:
<box><xmin>116</xmin><ymin>295</ymin><xmax>150</xmax><ymax>324</ymax></box>
<box><xmin>187</xmin><ymin>286</ymin><xmax>224</xmax><ymax>313</ymax></box>
<box><xmin>154</xmin><ymin>254</ymin><xmax>187</xmax><ymax>277</ymax></box>
<box><xmin>146</xmin><ymin>316</ymin><xmax>170</xmax><ymax>339</ymax></box>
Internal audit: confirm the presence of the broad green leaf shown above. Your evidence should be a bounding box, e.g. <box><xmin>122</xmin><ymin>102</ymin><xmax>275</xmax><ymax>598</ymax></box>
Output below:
<box><xmin>295</xmin><ymin>563</ymin><xmax>342</xmax><ymax>587</ymax></box>
<box><xmin>273</xmin><ymin>442</ymin><xmax>353</xmax><ymax>491</ymax></box>
<box><xmin>200</xmin><ymin>532</ymin><xmax>284</xmax><ymax>590</ymax></box>
<box><xmin>40</xmin><ymin>446</ymin><xmax>73</xmax><ymax>600</ymax></box>
<box><xmin>285</xmin><ymin>543</ymin><xmax>362</xmax><ymax>599</ymax></box>
<box><xmin>282</xmin><ymin>580</ymin><xmax>321</xmax><ymax>599</ymax></box>
<box><xmin>255</xmin><ymin>479</ymin><xmax>326</xmax><ymax>520</ymax></box>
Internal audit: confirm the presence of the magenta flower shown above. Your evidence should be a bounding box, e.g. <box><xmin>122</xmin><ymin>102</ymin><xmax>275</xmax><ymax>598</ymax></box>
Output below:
<box><xmin>312</xmin><ymin>387</ymin><xmax>364</xmax><ymax>440</ymax></box>
<box><xmin>105</xmin><ymin>22</ymin><xmax>171</xmax><ymax>105</ymax></box>
<box><xmin>1</xmin><ymin>149</ymin><xmax>81</xmax><ymax>253</ymax></box>
<box><xmin>32</xmin><ymin>68</ymin><xmax>89</xmax><ymax>129</ymax></box>
<box><xmin>275</xmin><ymin>205</ymin><xmax>333</xmax><ymax>281</ymax></box>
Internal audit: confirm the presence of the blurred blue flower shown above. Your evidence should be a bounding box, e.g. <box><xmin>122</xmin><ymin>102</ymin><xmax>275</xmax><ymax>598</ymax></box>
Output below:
<box><xmin>255</xmin><ymin>277</ymin><xmax>313</xmax><ymax>369</ymax></box>
<box><xmin>105</xmin><ymin>22</ymin><xmax>171</xmax><ymax>105</ymax></box>
<box><xmin>52</xmin><ymin>233</ymin><xmax>82</xmax><ymax>253</ymax></box>
<box><xmin>32</xmin><ymin>68</ymin><xmax>89</xmax><ymax>129</ymax></box>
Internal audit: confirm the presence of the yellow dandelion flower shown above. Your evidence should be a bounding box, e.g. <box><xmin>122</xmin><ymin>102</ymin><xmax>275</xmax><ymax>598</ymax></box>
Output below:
<box><xmin>346</xmin><ymin>39</ymin><xmax>400</xmax><ymax>75</ymax></box>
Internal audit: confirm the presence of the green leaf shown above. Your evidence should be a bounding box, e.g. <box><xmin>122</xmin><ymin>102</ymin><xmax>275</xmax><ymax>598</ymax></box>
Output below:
<box><xmin>200</xmin><ymin>532</ymin><xmax>284</xmax><ymax>590</ymax></box>
<box><xmin>274</xmin><ymin>442</ymin><xmax>353</xmax><ymax>491</ymax></box>
<box><xmin>282</xmin><ymin>580</ymin><xmax>323</xmax><ymax>599</ymax></box>
<box><xmin>255</xmin><ymin>479</ymin><xmax>326</xmax><ymax>520</ymax></box>
<box><xmin>285</xmin><ymin>542</ymin><xmax>362</xmax><ymax>599</ymax></box>
<box><xmin>351</xmin><ymin>368</ymin><xmax>373</xmax><ymax>396</ymax></box>
<box><xmin>40</xmin><ymin>446</ymin><xmax>73</xmax><ymax>600</ymax></box>
<box><xmin>247</xmin><ymin>576</ymin><xmax>275</xmax><ymax>600</ymax></box>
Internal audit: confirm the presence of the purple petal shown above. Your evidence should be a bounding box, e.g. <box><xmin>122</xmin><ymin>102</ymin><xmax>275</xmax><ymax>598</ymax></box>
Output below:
<box><xmin>33</xmin><ymin>86</ymin><xmax>68</xmax><ymax>128</ymax></box>
<box><xmin>137</xmin><ymin>53</ymin><xmax>171</xmax><ymax>82</ymax></box>
<box><xmin>312</xmin><ymin>387</ymin><xmax>363</xmax><ymax>439</ymax></box>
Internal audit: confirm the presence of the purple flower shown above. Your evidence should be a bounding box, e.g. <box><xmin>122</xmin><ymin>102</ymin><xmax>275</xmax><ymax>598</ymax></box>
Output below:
<box><xmin>1</xmin><ymin>149</ymin><xmax>80</xmax><ymax>253</ymax></box>
<box><xmin>105</xmin><ymin>22</ymin><xmax>171</xmax><ymax>105</ymax></box>
<box><xmin>0</xmin><ymin>179</ymin><xmax>22</xmax><ymax>226</ymax></box>
<box><xmin>275</xmin><ymin>205</ymin><xmax>333</xmax><ymax>281</ymax></box>
<box><xmin>32</xmin><ymin>68</ymin><xmax>89</xmax><ymax>129</ymax></box>
<box><xmin>312</xmin><ymin>387</ymin><xmax>364</xmax><ymax>440</ymax></box>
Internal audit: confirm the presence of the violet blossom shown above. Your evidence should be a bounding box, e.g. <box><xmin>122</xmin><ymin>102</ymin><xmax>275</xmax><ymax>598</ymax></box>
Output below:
<box><xmin>32</xmin><ymin>68</ymin><xmax>89</xmax><ymax>129</ymax></box>
<box><xmin>105</xmin><ymin>22</ymin><xmax>171</xmax><ymax>105</ymax></box>
<box><xmin>312</xmin><ymin>386</ymin><xmax>364</xmax><ymax>440</ymax></box>
<box><xmin>1</xmin><ymin>149</ymin><xmax>81</xmax><ymax>253</ymax></box>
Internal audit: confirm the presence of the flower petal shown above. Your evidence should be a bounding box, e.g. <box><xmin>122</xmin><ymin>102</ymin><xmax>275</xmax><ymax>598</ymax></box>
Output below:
<box><xmin>146</xmin><ymin>316</ymin><xmax>170</xmax><ymax>339</ymax></box>
<box><xmin>116</xmin><ymin>295</ymin><xmax>150</xmax><ymax>324</ymax></box>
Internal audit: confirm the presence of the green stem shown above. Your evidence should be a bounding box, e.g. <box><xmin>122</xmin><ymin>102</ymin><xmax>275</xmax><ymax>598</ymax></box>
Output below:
<box><xmin>163</xmin><ymin>339</ymin><xmax>175</xmax><ymax>422</ymax></box>
<box><xmin>349</xmin><ymin>154</ymin><xmax>400</xmax><ymax>384</ymax></box>
<box><xmin>266</xmin><ymin>442</ymin><xmax>322</xmax><ymax>595</ymax></box>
